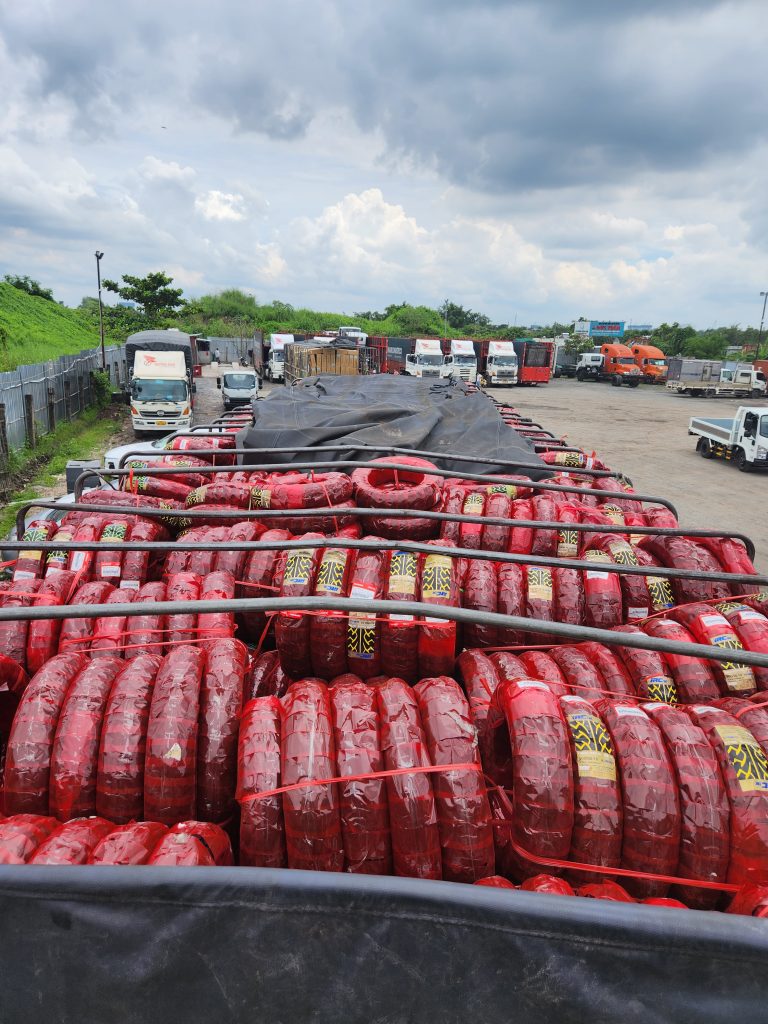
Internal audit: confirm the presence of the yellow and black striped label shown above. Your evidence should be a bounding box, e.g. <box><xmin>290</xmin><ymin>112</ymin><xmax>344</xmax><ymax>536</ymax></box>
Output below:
<box><xmin>422</xmin><ymin>554</ymin><xmax>452</xmax><ymax>600</ymax></box>
<box><xmin>644</xmin><ymin>675</ymin><xmax>678</xmax><ymax>705</ymax></box>
<box><xmin>646</xmin><ymin>576</ymin><xmax>675</xmax><ymax>611</ymax></box>
<box><xmin>716</xmin><ymin>724</ymin><xmax>768</xmax><ymax>792</ymax></box>
<box><xmin>557</xmin><ymin>528</ymin><xmax>578</xmax><ymax>558</ymax></box>
<box><xmin>315</xmin><ymin>549</ymin><xmax>347</xmax><ymax>595</ymax></box>
<box><xmin>388</xmin><ymin>551</ymin><xmax>418</xmax><ymax>597</ymax></box>
<box><xmin>566</xmin><ymin>710</ymin><xmax>617</xmax><ymax>781</ymax></box>
<box><xmin>285</xmin><ymin>548</ymin><xmax>313</xmax><ymax>587</ymax></box>
<box><xmin>250</xmin><ymin>487</ymin><xmax>272</xmax><ymax>509</ymax></box>
<box><xmin>528</xmin><ymin>567</ymin><xmax>553</xmax><ymax>602</ymax></box>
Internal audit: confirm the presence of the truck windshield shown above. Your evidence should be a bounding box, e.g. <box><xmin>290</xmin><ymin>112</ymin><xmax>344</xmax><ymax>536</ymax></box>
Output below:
<box><xmin>223</xmin><ymin>374</ymin><xmax>256</xmax><ymax>389</ymax></box>
<box><xmin>647</xmin><ymin>359</ymin><xmax>667</xmax><ymax>367</ymax></box>
<box><xmin>132</xmin><ymin>379</ymin><xmax>187</xmax><ymax>402</ymax></box>
<box><xmin>761</xmin><ymin>416</ymin><xmax>768</xmax><ymax>439</ymax></box>
<box><xmin>419</xmin><ymin>355</ymin><xmax>443</xmax><ymax>366</ymax></box>
<box><xmin>617</xmin><ymin>357</ymin><xmax>635</xmax><ymax>365</ymax></box>
<box><xmin>490</xmin><ymin>357</ymin><xmax>516</xmax><ymax>367</ymax></box>
<box><xmin>453</xmin><ymin>356</ymin><xmax>476</xmax><ymax>366</ymax></box>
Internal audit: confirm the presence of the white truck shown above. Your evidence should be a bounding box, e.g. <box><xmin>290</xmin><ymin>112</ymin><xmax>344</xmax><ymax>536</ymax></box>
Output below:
<box><xmin>129</xmin><ymin>351</ymin><xmax>192</xmax><ymax>436</ymax></box>
<box><xmin>441</xmin><ymin>339</ymin><xmax>478</xmax><ymax>382</ymax></box>
<box><xmin>667</xmin><ymin>358</ymin><xmax>767</xmax><ymax>397</ymax></box>
<box><xmin>482</xmin><ymin>341</ymin><xmax>518</xmax><ymax>386</ymax></box>
<box><xmin>689</xmin><ymin>406</ymin><xmax>768</xmax><ymax>471</ymax></box>
<box><xmin>218</xmin><ymin>369</ymin><xmax>260</xmax><ymax>409</ymax></box>
<box><xmin>405</xmin><ymin>338</ymin><xmax>444</xmax><ymax>379</ymax></box>
<box><xmin>264</xmin><ymin>334</ymin><xmax>292</xmax><ymax>382</ymax></box>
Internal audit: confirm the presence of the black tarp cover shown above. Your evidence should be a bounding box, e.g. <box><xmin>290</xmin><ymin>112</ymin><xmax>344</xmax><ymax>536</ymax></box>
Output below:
<box><xmin>237</xmin><ymin>375</ymin><xmax>548</xmax><ymax>476</ymax></box>
<box><xmin>0</xmin><ymin>867</ymin><xmax>766</xmax><ymax>1024</ymax></box>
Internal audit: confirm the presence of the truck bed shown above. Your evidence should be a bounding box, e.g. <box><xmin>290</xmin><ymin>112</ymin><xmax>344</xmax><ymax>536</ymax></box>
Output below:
<box><xmin>689</xmin><ymin>415</ymin><xmax>735</xmax><ymax>442</ymax></box>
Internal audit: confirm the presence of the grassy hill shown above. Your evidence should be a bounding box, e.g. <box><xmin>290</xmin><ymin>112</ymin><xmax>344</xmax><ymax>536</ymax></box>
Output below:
<box><xmin>0</xmin><ymin>283</ymin><xmax>102</xmax><ymax>371</ymax></box>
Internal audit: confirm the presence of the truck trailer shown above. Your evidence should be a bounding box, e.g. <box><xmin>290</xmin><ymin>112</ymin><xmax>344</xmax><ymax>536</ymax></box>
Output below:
<box><xmin>511</xmin><ymin>339</ymin><xmax>553</xmax><ymax>385</ymax></box>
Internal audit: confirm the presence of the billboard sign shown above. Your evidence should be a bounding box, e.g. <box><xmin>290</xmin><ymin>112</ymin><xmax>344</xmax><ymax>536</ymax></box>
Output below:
<box><xmin>589</xmin><ymin>321</ymin><xmax>625</xmax><ymax>338</ymax></box>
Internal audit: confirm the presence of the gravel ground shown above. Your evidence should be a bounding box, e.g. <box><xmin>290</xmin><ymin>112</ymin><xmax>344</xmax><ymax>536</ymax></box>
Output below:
<box><xmin>487</xmin><ymin>378</ymin><xmax>768</xmax><ymax>571</ymax></box>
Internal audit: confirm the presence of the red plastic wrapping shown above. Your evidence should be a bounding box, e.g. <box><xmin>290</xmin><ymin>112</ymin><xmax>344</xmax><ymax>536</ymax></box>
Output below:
<box><xmin>196</xmin><ymin>638</ymin><xmax>247</xmax><ymax>822</ymax></box>
<box><xmin>641</xmin><ymin>617</ymin><xmax>720</xmax><ymax>703</ymax></box>
<box><xmin>630</xmin><ymin>547</ymin><xmax>675</xmax><ymax>616</ymax></box>
<box><xmin>489</xmin><ymin>652</ymin><xmax>528</xmax><ymax>682</ymax></box>
<box><xmin>715</xmin><ymin>601</ymin><xmax>768</xmax><ymax>690</ymax></box>
<box><xmin>281</xmin><ymin>680</ymin><xmax>344</xmax><ymax>872</ymax></box>
<box><xmin>439</xmin><ymin>487</ymin><xmax>464</xmax><ymax>545</ymax></box>
<box><xmin>508</xmin><ymin>499</ymin><xmax>534</xmax><ymax>555</ymax></box>
<box><xmin>578</xmin><ymin>642</ymin><xmax>635</xmax><ymax>697</ymax></box>
<box><xmin>96</xmin><ymin>653</ymin><xmax>161</xmax><ymax>823</ymax></box>
<box><xmin>346</xmin><ymin>548</ymin><xmax>386</xmax><ymax>680</ymax></box>
<box><xmin>57</xmin><ymin>581</ymin><xmax>115</xmax><ymax>655</ymax></box>
<box><xmin>164</xmin><ymin>572</ymin><xmax>201</xmax><ymax>650</ymax></box>
<box><xmin>456</xmin><ymin>650</ymin><xmax>501</xmax><ymax>744</ymax></box>
<box><xmin>238</xmin><ymin>529</ymin><xmax>292</xmax><ymax>642</ymax></box>
<box><xmin>413</xmin><ymin>676</ymin><xmax>493</xmax><ymax>882</ymax></box>
<box><xmin>597</xmin><ymin>699</ymin><xmax>681</xmax><ymax>898</ymax></box>
<box><xmin>582</xmin><ymin>550</ymin><xmax>623</xmax><ymax>628</ymax></box>
<box><xmin>93</xmin><ymin>521</ymin><xmax>131</xmax><ymax>582</ymax></box>
<box><xmin>88</xmin><ymin>821</ymin><xmax>169</xmax><ymax>864</ymax></box>
<box><xmin>352</xmin><ymin>457</ymin><xmax>440</xmax><ymax>511</ymax></box>
<box><xmin>530</xmin><ymin>494</ymin><xmax>558</xmax><ymax>557</ymax></box>
<box><xmin>213</xmin><ymin>521</ymin><xmax>264</xmax><ymax>580</ymax></box>
<box><xmin>458</xmin><ymin>490</ymin><xmax>485</xmax><ymax>550</ymax></box>
<box><xmin>13</xmin><ymin>520</ymin><xmax>58</xmax><ymax>581</ymax></box>
<box><xmin>577</xmin><ymin>881</ymin><xmax>635</xmax><ymax>903</ymax></box>
<box><xmin>0</xmin><ymin>578</ymin><xmax>41</xmax><ymax>671</ymax></box>
<box><xmin>186</xmin><ymin>482</ymin><xmax>250</xmax><ymax>509</ymax></box>
<box><xmin>644</xmin><ymin>702</ymin><xmax>730</xmax><ymax>909</ymax></box>
<box><xmin>186</xmin><ymin>526</ymin><xmax>230</xmax><ymax>575</ymax></box>
<box><xmin>124</xmin><ymin>581</ymin><xmax>167</xmax><ymax>658</ymax></box>
<box><xmin>718</xmin><ymin>699</ymin><xmax>768</xmax><ymax>760</ymax></box>
<box><xmin>518</xmin><ymin>652</ymin><xmax>570</xmax><ymax>697</ymax></box>
<box><xmin>197</xmin><ymin>569</ymin><xmax>236</xmax><ymax>649</ymax></box>
<box><xmin>276</xmin><ymin>534</ymin><xmax>325</xmax><ymax>678</ymax></box>
<box><xmin>496</xmin><ymin>563</ymin><xmax>525</xmax><ymax>647</ymax></box>
<box><xmin>237</xmin><ymin>696</ymin><xmax>287</xmax><ymax>868</ymax></box>
<box><xmin>25</xmin><ymin>571</ymin><xmax>78</xmax><ymax>676</ymax></box>
<box><xmin>129</xmin><ymin>473</ymin><xmax>193</xmax><ymax>503</ymax></box>
<box><xmin>487</xmin><ymin>679</ymin><xmax>573</xmax><ymax>881</ymax></box>
<box><xmin>375</xmin><ymin>678</ymin><xmax>442</xmax><ymax>879</ymax></box>
<box><xmin>520</xmin><ymin>874</ymin><xmax>576</xmax><ymax>897</ymax></box>
<box><xmin>686</xmin><ymin>704</ymin><xmax>768</xmax><ymax>887</ymax></box>
<box><xmin>559</xmin><ymin>694</ymin><xmax>622</xmax><ymax>882</ymax></box>
<box><xmin>380</xmin><ymin>549</ymin><xmax>419</xmax><ymax>683</ymax></box>
<box><xmin>44</xmin><ymin>525</ymin><xmax>75</xmax><ymax>577</ymax></box>
<box><xmin>592</xmin><ymin>534</ymin><xmax>651</xmax><ymax>621</ymax></box>
<box><xmin>330</xmin><ymin>680</ymin><xmax>392</xmax><ymax>874</ymax></box>
<box><xmin>671</xmin><ymin>604</ymin><xmax>757</xmax><ymax>697</ymax></box>
<box><xmin>144</xmin><ymin>645</ymin><xmax>204</xmax><ymax>825</ymax></box>
<box><xmin>462</xmin><ymin>559</ymin><xmax>498</xmax><ymax>649</ymax></box>
<box><xmin>245</xmin><ymin>651</ymin><xmax>281</xmax><ymax>701</ymax></box>
<box><xmin>49</xmin><ymin>656</ymin><xmax>124</xmax><ymax>821</ymax></box>
<box><xmin>120</xmin><ymin>519</ymin><xmax>167</xmax><ymax>590</ymax></box>
<box><xmin>29</xmin><ymin>816</ymin><xmax>114</xmax><ymax>864</ymax></box>
<box><xmin>90</xmin><ymin>587</ymin><xmax>137</xmax><ymax>657</ymax></box>
<box><xmin>553</xmin><ymin>566</ymin><xmax>586</xmax><ymax>627</ymax></box>
<box><xmin>638</xmin><ymin>536</ymin><xmax>732</xmax><ymax>604</ymax></box>
<box><xmin>4</xmin><ymin>653</ymin><xmax>88</xmax><ymax>815</ymax></box>
<box><xmin>482</xmin><ymin>490</ymin><xmax>512</xmax><ymax>552</ymax></box>
<box><xmin>475</xmin><ymin>874</ymin><xmax>516</xmax><ymax>889</ymax></box>
<box><xmin>524</xmin><ymin>564</ymin><xmax>556</xmax><ymax>644</ymax></box>
<box><xmin>146</xmin><ymin>830</ymin><xmax>216</xmax><ymax>865</ymax></box>
<box><xmin>170</xmin><ymin>820</ymin><xmax>234</xmax><ymax>865</ymax></box>
<box><xmin>550</xmin><ymin>647</ymin><xmax>605</xmax><ymax>702</ymax></box>
<box><xmin>0</xmin><ymin>814</ymin><xmax>59</xmax><ymax>863</ymax></box>
<box><xmin>697</xmin><ymin>536</ymin><xmax>756</xmax><ymax>585</ymax></box>
<box><xmin>610</xmin><ymin>625</ymin><xmax>678</xmax><ymax>704</ymax></box>
<box><xmin>260</xmin><ymin>471</ymin><xmax>354</xmax><ymax>510</ymax></box>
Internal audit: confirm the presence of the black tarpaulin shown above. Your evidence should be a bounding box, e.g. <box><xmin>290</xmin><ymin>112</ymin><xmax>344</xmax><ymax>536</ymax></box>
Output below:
<box><xmin>237</xmin><ymin>375</ymin><xmax>549</xmax><ymax>476</ymax></box>
<box><xmin>0</xmin><ymin>867</ymin><xmax>766</xmax><ymax>1024</ymax></box>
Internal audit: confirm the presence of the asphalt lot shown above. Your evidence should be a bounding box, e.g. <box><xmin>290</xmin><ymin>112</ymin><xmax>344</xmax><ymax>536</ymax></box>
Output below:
<box><xmin>488</xmin><ymin>378</ymin><xmax>768</xmax><ymax>571</ymax></box>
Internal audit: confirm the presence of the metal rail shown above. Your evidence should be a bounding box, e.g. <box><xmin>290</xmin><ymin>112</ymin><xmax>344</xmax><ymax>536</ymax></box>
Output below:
<box><xmin>1</xmin><ymin>594</ymin><xmax>767</xmax><ymax>669</ymax></box>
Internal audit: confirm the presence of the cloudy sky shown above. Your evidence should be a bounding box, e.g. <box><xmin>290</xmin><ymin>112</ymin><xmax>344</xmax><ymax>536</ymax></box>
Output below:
<box><xmin>1</xmin><ymin>0</ymin><xmax>767</xmax><ymax>327</ymax></box>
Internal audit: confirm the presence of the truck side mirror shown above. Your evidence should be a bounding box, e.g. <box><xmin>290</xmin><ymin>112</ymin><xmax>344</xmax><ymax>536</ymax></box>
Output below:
<box><xmin>216</xmin><ymin>378</ymin><xmax>222</xmax><ymax>388</ymax></box>
<box><xmin>192</xmin><ymin>384</ymin><xmax>197</xmax><ymax>394</ymax></box>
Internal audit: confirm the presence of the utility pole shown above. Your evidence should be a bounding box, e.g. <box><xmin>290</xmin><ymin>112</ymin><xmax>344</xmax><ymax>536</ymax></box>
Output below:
<box><xmin>757</xmin><ymin>290</ymin><xmax>768</xmax><ymax>362</ymax></box>
<box><xmin>95</xmin><ymin>251</ymin><xmax>106</xmax><ymax>370</ymax></box>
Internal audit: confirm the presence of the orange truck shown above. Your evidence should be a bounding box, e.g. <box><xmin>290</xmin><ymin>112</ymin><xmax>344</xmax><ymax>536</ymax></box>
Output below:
<box><xmin>630</xmin><ymin>343</ymin><xmax>668</xmax><ymax>383</ymax></box>
<box><xmin>575</xmin><ymin>343</ymin><xmax>642</xmax><ymax>386</ymax></box>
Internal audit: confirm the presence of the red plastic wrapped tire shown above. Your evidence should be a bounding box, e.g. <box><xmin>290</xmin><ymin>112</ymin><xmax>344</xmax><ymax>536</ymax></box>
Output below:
<box><xmin>276</xmin><ymin>535</ymin><xmax>325</xmax><ymax>678</ymax></box>
<box><xmin>25</xmin><ymin>571</ymin><xmax>79</xmax><ymax>676</ymax></box>
<box><xmin>57</xmin><ymin>581</ymin><xmax>115</xmax><ymax>656</ymax></box>
<box><xmin>245</xmin><ymin>651</ymin><xmax>281</xmax><ymax>702</ymax></box>
<box><xmin>29</xmin><ymin>817</ymin><xmax>114</xmax><ymax>864</ymax></box>
<box><xmin>549</xmin><ymin>647</ymin><xmax>605</xmax><ymax>702</ymax></box>
<box><xmin>146</xmin><ymin>829</ymin><xmax>217</xmax><ymax>866</ymax></box>
<box><xmin>352</xmin><ymin>457</ymin><xmax>441</xmax><ymax>511</ymax></box>
<box><xmin>462</xmin><ymin>559</ymin><xmax>498</xmax><ymax>649</ymax></box>
<box><xmin>90</xmin><ymin>587</ymin><xmax>138</xmax><ymax>658</ymax></box>
<box><xmin>237</xmin><ymin>696</ymin><xmax>287</xmax><ymax>868</ymax></box>
<box><xmin>641</xmin><ymin>618</ymin><xmax>720</xmax><ymax>703</ymax></box>
<box><xmin>582</xmin><ymin>551</ymin><xmax>623</xmax><ymax>629</ymax></box>
<box><xmin>638</xmin><ymin>536</ymin><xmax>732</xmax><ymax>605</ymax></box>
<box><xmin>715</xmin><ymin>601</ymin><xmax>768</xmax><ymax>691</ymax></box>
<box><xmin>482</xmin><ymin>490</ymin><xmax>512</xmax><ymax>553</ymax></box>
<box><xmin>170</xmin><ymin>820</ymin><xmax>234</xmax><ymax>865</ymax></box>
<box><xmin>346</xmin><ymin>548</ymin><xmax>386</xmax><ymax>680</ymax></box>
<box><xmin>124</xmin><ymin>581</ymin><xmax>167</xmax><ymax>659</ymax></box>
<box><xmin>197</xmin><ymin>569</ymin><xmax>236</xmax><ymax>648</ymax></box>
<box><xmin>238</xmin><ymin>529</ymin><xmax>292</xmax><ymax>642</ymax></box>
<box><xmin>671</xmin><ymin>604</ymin><xmax>757</xmax><ymax>697</ymax></box>
<box><xmin>520</xmin><ymin>874</ymin><xmax>576</xmax><ymax>897</ymax></box>
<box><xmin>88</xmin><ymin>821</ymin><xmax>169</xmax><ymax>864</ymax></box>
<box><xmin>553</xmin><ymin>566</ymin><xmax>586</xmax><ymax>627</ymax></box>
<box><xmin>530</xmin><ymin>494</ymin><xmax>558</xmax><ymax>557</ymax></box>
<box><xmin>0</xmin><ymin>814</ymin><xmax>59</xmax><ymax>863</ymax></box>
<box><xmin>164</xmin><ymin>572</ymin><xmax>202</xmax><ymax>651</ymax></box>
<box><xmin>518</xmin><ymin>652</ymin><xmax>570</xmax><ymax>698</ymax></box>
<box><xmin>496</xmin><ymin>563</ymin><xmax>525</xmax><ymax>647</ymax></box>
<box><xmin>196</xmin><ymin>638</ymin><xmax>247</xmax><ymax>822</ymax></box>
<box><xmin>577</xmin><ymin>642</ymin><xmax>635</xmax><ymax>697</ymax></box>
<box><xmin>610</xmin><ymin>625</ymin><xmax>678</xmax><ymax>704</ymax></box>
<box><xmin>0</xmin><ymin>578</ymin><xmax>42</xmax><ymax>671</ymax></box>
<box><xmin>380</xmin><ymin>549</ymin><xmax>420</xmax><ymax>684</ymax></box>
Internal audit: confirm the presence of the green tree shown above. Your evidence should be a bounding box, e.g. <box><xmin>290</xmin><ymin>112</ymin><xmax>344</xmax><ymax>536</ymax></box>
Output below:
<box><xmin>102</xmin><ymin>271</ymin><xmax>185</xmax><ymax>322</ymax></box>
<box><xmin>438</xmin><ymin>300</ymin><xmax>492</xmax><ymax>330</ymax></box>
<box><xmin>3</xmin><ymin>274</ymin><xmax>54</xmax><ymax>301</ymax></box>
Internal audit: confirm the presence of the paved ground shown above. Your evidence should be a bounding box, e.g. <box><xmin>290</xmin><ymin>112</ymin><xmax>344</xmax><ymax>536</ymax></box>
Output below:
<box><xmin>487</xmin><ymin>379</ymin><xmax>768</xmax><ymax>571</ymax></box>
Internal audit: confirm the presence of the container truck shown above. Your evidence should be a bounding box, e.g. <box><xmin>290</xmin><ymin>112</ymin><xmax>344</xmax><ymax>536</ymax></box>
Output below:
<box><xmin>404</xmin><ymin>338</ymin><xmax>444</xmax><ymax>378</ymax></box>
<box><xmin>441</xmin><ymin>339</ymin><xmax>478</xmax><ymax>382</ymax></box>
<box><xmin>480</xmin><ymin>340</ymin><xmax>518</xmax><ymax>386</ymax></box>
<box><xmin>689</xmin><ymin>405</ymin><xmax>768</xmax><ymax>470</ymax></box>
<box><xmin>129</xmin><ymin>350</ymin><xmax>192</xmax><ymax>435</ymax></box>
<box><xmin>511</xmin><ymin>339</ymin><xmax>553</xmax><ymax>385</ymax></box>
<box><xmin>125</xmin><ymin>329</ymin><xmax>198</xmax><ymax>382</ymax></box>
<box><xmin>666</xmin><ymin>358</ymin><xmax>767</xmax><ymax>397</ymax></box>
<box><xmin>630</xmin><ymin>343</ymin><xmax>668</xmax><ymax>382</ymax></box>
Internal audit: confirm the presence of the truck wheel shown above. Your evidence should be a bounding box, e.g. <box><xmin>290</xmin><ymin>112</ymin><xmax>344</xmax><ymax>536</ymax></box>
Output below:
<box><xmin>752</xmin><ymin>388</ymin><xmax>763</xmax><ymax>399</ymax></box>
<box><xmin>735</xmin><ymin>448</ymin><xmax>751</xmax><ymax>472</ymax></box>
<box><xmin>697</xmin><ymin>438</ymin><xmax>713</xmax><ymax>459</ymax></box>
<box><xmin>611</xmin><ymin>375</ymin><xmax>620</xmax><ymax>387</ymax></box>
<box><xmin>628</xmin><ymin>379</ymin><xmax>640</xmax><ymax>388</ymax></box>
<box><xmin>576</xmin><ymin>369</ymin><xmax>586</xmax><ymax>381</ymax></box>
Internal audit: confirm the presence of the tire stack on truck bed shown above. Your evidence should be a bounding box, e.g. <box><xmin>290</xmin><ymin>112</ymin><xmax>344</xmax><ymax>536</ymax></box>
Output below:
<box><xmin>1</xmin><ymin>388</ymin><xmax>768</xmax><ymax>1022</ymax></box>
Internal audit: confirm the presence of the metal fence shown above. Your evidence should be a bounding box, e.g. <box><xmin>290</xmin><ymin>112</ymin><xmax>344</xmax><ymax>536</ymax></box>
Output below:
<box><xmin>0</xmin><ymin>344</ymin><xmax>126</xmax><ymax>462</ymax></box>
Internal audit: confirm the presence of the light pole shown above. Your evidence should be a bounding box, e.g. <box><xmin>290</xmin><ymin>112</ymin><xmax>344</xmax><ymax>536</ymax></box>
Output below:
<box><xmin>95</xmin><ymin>251</ymin><xmax>106</xmax><ymax>370</ymax></box>
<box><xmin>758</xmin><ymin>290</ymin><xmax>768</xmax><ymax>362</ymax></box>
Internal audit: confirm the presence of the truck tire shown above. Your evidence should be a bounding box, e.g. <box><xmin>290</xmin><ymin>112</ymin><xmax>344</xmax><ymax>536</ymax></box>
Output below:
<box><xmin>576</xmin><ymin>369</ymin><xmax>586</xmax><ymax>382</ymax></box>
<box><xmin>697</xmin><ymin>437</ymin><xmax>714</xmax><ymax>459</ymax></box>
<box><xmin>628</xmin><ymin>379</ymin><xmax>640</xmax><ymax>388</ymax></box>
<box><xmin>611</xmin><ymin>375</ymin><xmax>620</xmax><ymax>387</ymax></box>
<box><xmin>735</xmin><ymin>448</ymin><xmax>752</xmax><ymax>473</ymax></box>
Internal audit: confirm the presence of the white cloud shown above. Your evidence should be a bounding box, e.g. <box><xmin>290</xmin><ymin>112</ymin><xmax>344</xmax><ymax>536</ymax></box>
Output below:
<box><xmin>140</xmin><ymin>156</ymin><xmax>196</xmax><ymax>184</ymax></box>
<box><xmin>194</xmin><ymin>190</ymin><xmax>247</xmax><ymax>222</ymax></box>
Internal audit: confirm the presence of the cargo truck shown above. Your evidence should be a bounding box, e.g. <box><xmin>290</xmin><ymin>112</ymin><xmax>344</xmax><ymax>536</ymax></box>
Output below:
<box><xmin>689</xmin><ymin>405</ymin><xmax>768</xmax><ymax>470</ymax></box>
<box><xmin>405</xmin><ymin>338</ymin><xmax>444</xmax><ymax>378</ymax></box>
<box><xmin>511</xmin><ymin>339</ymin><xmax>553</xmax><ymax>385</ymax></box>
<box><xmin>129</xmin><ymin>350</ymin><xmax>192</xmax><ymax>435</ymax></box>
<box><xmin>630</xmin><ymin>343</ymin><xmax>668</xmax><ymax>382</ymax></box>
<box><xmin>667</xmin><ymin>358</ymin><xmax>767</xmax><ymax>397</ymax></box>
<box><xmin>441</xmin><ymin>339</ymin><xmax>478</xmax><ymax>382</ymax></box>
<box><xmin>126</xmin><ymin>329</ymin><xmax>198</xmax><ymax>382</ymax></box>
<box><xmin>479</xmin><ymin>340</ymin><xmax>518</xmax><ymax>386</ymax></box>
<box><xmin>264</xmin><ymin>334</ymin><xmax>292</xmax><ymax>382</ymax></box>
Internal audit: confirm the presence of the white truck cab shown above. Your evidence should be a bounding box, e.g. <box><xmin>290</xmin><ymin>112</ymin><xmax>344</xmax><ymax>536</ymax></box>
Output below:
<box><xmin>218</xmin><ymin>369</ymin><xmax>260</xmax><ymax>409</ymax></box>
<box><xmin>265</xmin><ymin>334</ymin><xmax>292</xmax><ymax>382</ymax></box>
<box><xmin>575</xmin><ymin>351</ymin><xmax>604</xmax><ymax>379</ymax></box>
<box><xmin>720</xmin><ymin>364</ymin><xmax>767</xmax><ymax>396</ymax></box>
<box><xmin>337</xmin><ymin>326</ymin><xmax>368</xmax><ymax>347</ymax></box>
<box><xmin>689</xmin><ymin>405</ymin><xmax>768</xmax><ymax>471</ymax></box>
<box><xmin>405</xmin><ymin>339</ymin><xmax>444</xmax><ymax>379</ymax></box>
<box><xmin>130</xmin><ymin>351</ymin><xmax>192</xmax><ymax>435</ymax></box>
<box><xmin>441</xmin><ymin>339</ymin><xmax>478</xmax><ymax>382</ymax></box>
<box><xmin>484</xmin><ymin>341</ymin><xmax>518</xmax><ymax>386</ymax></box>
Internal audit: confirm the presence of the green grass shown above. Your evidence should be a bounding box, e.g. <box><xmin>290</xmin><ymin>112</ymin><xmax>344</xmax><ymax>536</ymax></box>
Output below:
<box><xmin>0</xmin><ymin>405</ymin><xmax>127</xmax><ymax>540</ymax></box>
<box><xmin>0</xmin><ymin>282</ymin><xmax>101</xmax><ymax>370</ymax></box>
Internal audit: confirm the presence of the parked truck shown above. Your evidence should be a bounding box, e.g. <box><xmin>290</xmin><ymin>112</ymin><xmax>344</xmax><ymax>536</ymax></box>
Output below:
<box><xmin>575</xmin><ymin>343</ymin><xmax>641</xmax><ymax>386</ymax></box>
<box><xmin>405</xmin><ymin>338</ymin><xmax>444</xmax><ymax>379</ymax></box>
<box><xmin>129</xmin><ymin>350</ymin><xmax>192</xmax><ymax>435</ymax></box>
<box><xmin>264</xmin><ymin>334</ymin><xmax>292</xmax><ymax>383</ymax></box>
<box><xmin>666</xmin><ymin>358</ymin><xmax>767</xmax><ymax>397</ymax></box>
<box><xmin>689</xmin><ymin>405</ymin><xmax>768</xmax><ymax>470</ymax></box>
<box><xmin>511</xmin><ymin>339</ymin><xmax>553</xmax><ymax>385</ymax></box>
<box><xmin>630</xmin><ymin>343</ymin><xmax>668</xmax><ymax>383</ymax></box>
<box><xmin>441</xmin><ymin>339</ymin><xmax>478</xmax><ymax>382</ymax></box>
<box><xmin>125</xmin><ymin>329</ymin><xmax>198</xmax><ymax>383</ymax></box>
<box><xmin>479</xmin><ymin>340</ymin><xmax>518</xmax><ymax>386</ymax></box>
